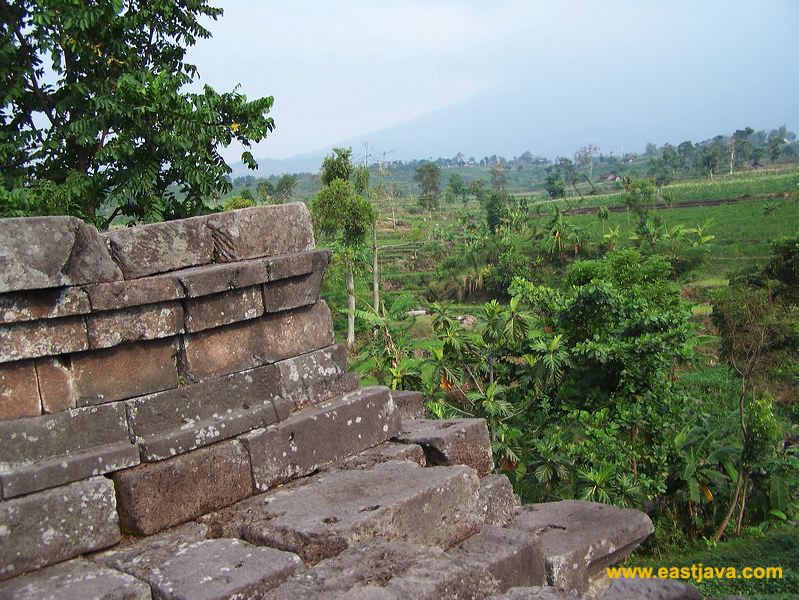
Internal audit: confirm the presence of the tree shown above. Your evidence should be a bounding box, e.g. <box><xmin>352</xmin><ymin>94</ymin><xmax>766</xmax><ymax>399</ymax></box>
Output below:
<box><xmin>730</xmin><ymin>127</ymin><xmax>754</xmax><ymax>174</ymax></box>
<box><xmin>710</xmin><ymin>288</ymin><xmax>792</xmax><ymax>539</ymax></box>
<box><xmin>489</xmin><ymin>161</ymin><xmax>506</xmax><ymax>191</ymax></box>
<box><xmin>0</xmin><ymin>0</ymin><xmax>275</xmax><ymax>227</ymax></box>
<box><xmin>699</xmin><ymin>142</ymin><xmax>724</xmax><ymax>179</ymax></box>
<box><xmin>556</xmin><ymin>157</ymin><xmax>581</xmax><ymax>197</ymax></box>
<box><xmin>321</xmin><ymin>147</ymin><xmax>353</xmax><ymax>186</ymax></box>
<box><xmin>311</xmin><ymin>178</ymin><xmax>375</xmax><ymax>349</ymax></box>
<box><xmin>414</xmin><ymin>162</ymin><xmax>441</xmax><ymax>216</ymax></box>
<box><xmin>273</xmin><ymin>174</ymin><xmax>297</xmax><ymax>202</ymax></box>
<box><xmin>486</xmin><ymin>191</ymin><xmax>505</xmax><ymax>235</ymax></box>
<box><xmin>677</xmin><ymin>141</ymin><xmax>695</xmax><ymax>170</ymax></box>
<box><xmin>468</xmin><ymin>179</ymin><xmax>487</xmax><ymax>205</ymax></box>
<box><xmin>256</xmin><ymin>180</ymin><xmax>274</xmax><ymax>202</ymax></box>
<box><xmin>622</xmin><ymin>177</ymin><xmax>655</xmax><ymax>220</ymax></box>
<box><xmin>574</xmin><ymin>144</ymin><xmax>599</xmax><ymax>183</ymax></box>
<box><xmin>447</xmin><ymin>173</ymin><xmax>466</xmax><ymax>199</ymax></box>
<box><xmin>543</xmin><ymin>166</ymin><xmax>566</xmax><ymax>199</ymax></box>
<box><xmin>352</xmin><ymin>165</ymin><xmax>369</xmax><ymax>195</ymax></box>
<box><xmin>768</xmin><ymin>134</ymin><xmax>784</xmax><ymax>162</ymax></box>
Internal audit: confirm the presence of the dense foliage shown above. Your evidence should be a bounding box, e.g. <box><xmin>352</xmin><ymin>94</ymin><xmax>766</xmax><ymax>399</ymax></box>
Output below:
<box><xmin>0</xmin><ymin>0</ymin><xmax>274</xmax><ymax>226</ymax></box>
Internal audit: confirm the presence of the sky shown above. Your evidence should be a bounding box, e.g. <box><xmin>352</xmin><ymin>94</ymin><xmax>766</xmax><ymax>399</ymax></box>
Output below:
<box><xmin>187</xmin><ymin>1</ymin><xmax>799</xmax><ymax>165</ymax></box>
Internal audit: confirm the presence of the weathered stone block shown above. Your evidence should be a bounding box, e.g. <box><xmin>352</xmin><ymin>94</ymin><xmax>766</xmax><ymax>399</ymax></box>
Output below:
<box><xmin>449</xmin><ymin>525</ymin><xmax>546</xmax><ymax>591</ymax></box>
<box><xmin>205</xmin><ymin>461</ymin><xmax>483</xmax><ymax>565</ymax></box>
<box><xmin>0</xmin><ymin>477</ymin><xmax>121</xmax><ymax>580</ymax></box>
<box><xmin>257</xmin><ymin>301</ymin><xmax>335</xmax><ymax>365</ymax></box>
<box><xmin>68</xmin><ymin>338</ymin><xmax>179</xmax><ymax>406</ymax></box>
<box><xmin>184</xmin><ymin>285</ymin><xmax>264</xmax><ymax>333</ymax></box>
<box><xmin>602</xmin><ymin>578</ymin><xmax>702</xmax><ymax>600</ymax></box>
<box><xmin>87</xmin><ymin>302</ymin><xmax>183</xmax><ymax>349</ymax></box>
<box><xmin>395</xmin><ymin>418</ymin><xmax>494</xmax><ymax>476</ymax></box>
<box><xmin>0</xmin><ymin>316</ymin><xmax>88</xmax><ymax>363</ymax></box>
<box><xmin>0</xmin><ymin>287</ymin><xmax>90</xmax><ymax>324</ymax></box>
<box><xmin>94</xmin><ymin>521</ymin><xmax>210</xmax><ymax>574</ymax></box>
<box><xmin>174</xmin><ymin>258</ymin><xmax>269</xmax><ymax>297</ymax></box>
<box><xmin>509</xmin><ymin>500</ymin><xmax>655</xmax><ymax>594</ymax></box>
<box><xmin>0</xmin><ymin>360</ymin><xmax>40</xmax><ymax>420</ymax></box>
<box><xmin>323</xmin><ymin>442</ymin><xmax>426</xmax><ymax>472</ymax></box>
<box><xmin>479</xmin><ymin>474</ymin><xmax>521</xmax><ymax>527</ymax></box>
<box><xmin>126</xmin><ymin>364</ymin><xmax>282</xmax><ymax>461</ymax></box>
<box><xmin>0</xmin><ymin>402</ymin><xmax>140</xmax><ymax>498</ymax></box>
<box><xmin>111</xmin><ymin>538</ymin><xmax>302</xmax><ymax>600</ymax></box>
<box><xmin>206</xmin><ymin>204</ymin><xmax>314</xmax><ymax>263</ymax></box>
<box><xmin>241</xmin><ymin>386</ymin><xmax>400</xmax><ymax>491</ymax></box>
<box><xmin>84</xmin><ymin>275</ymin><xmax>184</xmax><ymax>311</ymax></box>
<box><xmin>261</xmin><ymin>252</ymin><xmax>327</xmax><ymax>313</ymax></box>
<box><xmin>389</xmin><ymin>389</ymin><xmax>426</xmax><ymax>420</ymax></box>
<box><xmin>34</xmin><ymin>357</ymin><xmax>75</xmax><ymax>413</ymax></box>
<box><xmin>0</xmin><ymin>558</ymin><xmax>152</xmax><ymax>600</ymax></box>
<box><xmin>181</xmin><ymin>302</ymin><xmax>334</xmax><ymax>382</ymax></box>
<box><xmin>266</xmin><ymin>539</ymin><xmax>498</xmax><ymax>600</ymax></box>
<box><xmin>275</xmin><ymin>344</ymin><xmax>357</xmax><ymax>412</ymax></box>
<box><xmin>0</xmin><ymin>216</ymin><xmax>121</xmax><ymax>293</ymax></box>
<box><xmin>266</xmin><ymin>249</ymin><xmax>329</xmax><ymax>281</ymax></box>
<box><xmin>488</xmin><ymin>587</ymin><xmax>572</xmax><ymax>599</ymax></box>
<box><xmin>103</xmin><ymin>216</ymin><xmax>214</xmax><ymax>279</ymax></box>
<box><xmin>112</xmin><ymin>439</ymin><xmax>253</xmax><ymax>536</ymax></box>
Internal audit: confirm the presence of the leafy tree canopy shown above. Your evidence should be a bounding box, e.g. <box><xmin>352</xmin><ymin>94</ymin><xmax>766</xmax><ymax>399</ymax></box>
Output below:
<box><xmin>413</xmin><ymin>162</ymin><xmax>441</xmax><ymax>212</ymax></box>
<box><xmin>310</xmin><ymin>178</ymin><xmax>374</xmax><ymax>249</ymax></box>
<box><xmin>0</xmin><ymin>0</ymin><xmax>274</xmax><ymax>227</ymax></box>
<box><xmin>320</xmin><ymin>147</ymin><xmax>353</xmax><ymax>186</ymax></box>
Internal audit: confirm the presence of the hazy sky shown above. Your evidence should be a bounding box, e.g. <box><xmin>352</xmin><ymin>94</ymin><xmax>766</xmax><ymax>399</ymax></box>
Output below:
<box><xmin>188</xmin><ymin>1</ymin><xmax>799</xmax><ymax>163</ymax></box>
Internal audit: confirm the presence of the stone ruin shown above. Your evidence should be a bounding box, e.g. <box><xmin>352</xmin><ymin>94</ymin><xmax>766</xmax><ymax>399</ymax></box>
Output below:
<box><xmin>0</xmin><ymin>205</ymin><xmax>699</xmax><ymax>599</ymax></box>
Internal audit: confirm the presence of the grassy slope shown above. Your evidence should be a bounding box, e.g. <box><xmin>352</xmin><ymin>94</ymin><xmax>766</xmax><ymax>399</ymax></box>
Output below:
<box><xmin>634</xmin><ymin>527</ymin><xmax>799</xmax><ymax>599</ymax></box>
<box><xmin>566</xmin><ymin>196</ymin><xmax>799</xmax><ymax>279</ymax></box>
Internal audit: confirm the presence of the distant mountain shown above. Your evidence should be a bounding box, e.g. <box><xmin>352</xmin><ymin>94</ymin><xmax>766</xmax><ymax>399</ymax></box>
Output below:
<box><xmin>235</xmin><ymin>63</ymin><xmax>799</xmax><ymax>177</ymax></box>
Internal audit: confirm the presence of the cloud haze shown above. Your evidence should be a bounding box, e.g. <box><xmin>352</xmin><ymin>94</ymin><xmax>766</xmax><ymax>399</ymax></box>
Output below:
<box><xmin>187</xmin><ymin>1</ymin><xmax>799</xmax><ymax>164</ymax></box>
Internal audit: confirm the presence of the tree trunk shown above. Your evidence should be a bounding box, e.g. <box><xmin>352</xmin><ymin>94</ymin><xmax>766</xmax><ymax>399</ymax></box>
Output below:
<box><xmin>346</xmin><ymin>264</ymin><xmax>355</xmax><ymax>349</ymax></box>
<box><xmin>735</xmin><ymin>470</ymin><xmax>749</xmax><ymax>535</ymax></box>
<box><xmin>714</xmin><ymin>462</ymin><xmax>743</xmax><ymax>541</ymax></box>
<box><xmin>372</xmin><ymin>223</ymin><xmax>380</xmax><ymax>313</ymax></box>
<box><xmin>714</xmin><ymin>378</ymin><xmax>750</xmax><ymax>541</ymax></box>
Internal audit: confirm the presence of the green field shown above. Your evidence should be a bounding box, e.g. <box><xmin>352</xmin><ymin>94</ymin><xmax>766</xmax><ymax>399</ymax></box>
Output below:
<box><xmin>635</xmin><ymin>528</ymin><xmax>799</xmax><ymax>599</ymax></box>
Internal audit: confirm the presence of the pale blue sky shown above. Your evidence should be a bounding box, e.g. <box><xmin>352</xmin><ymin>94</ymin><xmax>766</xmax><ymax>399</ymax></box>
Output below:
<box><xmin>188</xmin><ymin>1</ymin><xmax>799</xmax><ymax>163</ymax></box>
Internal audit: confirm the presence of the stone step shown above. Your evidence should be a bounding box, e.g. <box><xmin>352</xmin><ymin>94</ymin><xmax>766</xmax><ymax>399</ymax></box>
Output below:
<box><xmin>0</xmin><ymin>477</ymin><xmax>121</xmax><ymax>580</ymax></box>
<box><xmin>125</xmin><ymin>364</ymin><xmax>284</xmax><ymax>462</ymax></box>
<box><xmin>388</xmin><ymin>389</ymin><xmax>426</xmax><ymax>419</ymax></box>
<box><xmin>112</xmin><ymin>439</ymin><xmax>253</xmax><ymax>536</ymax></box>
<box><xmin>203</xmin><ymin>460</ymin><xmax>484</xmax><ymax>565</ymax></box>
<box><xmin>125</xmin><ymin>344</ymin><xmax>356</xmax><ymax>463</ymax></box>
<box><xmin>0</xmin><ymin>402</ymin><xmax>139</xmax><ymax>498</ymax></box>
<box><xmin>479</xmin><ymin>474</ymin><xmax>521</xmax><ymax>527</ymax></box>
<box><xmin>264</xmin><ymin>539</ymin><xmax>499</xmax><ymax>599</ymax></box>
<box><xmin>240</xmin><ymin>386</ymin><xmax>401</xmax><ymax>492</ymax></box>
<box><xmin>180</xmin><ymin>301</ymin><xmax>334</xmax><ymax>382</ymax></box>
<box><xmin>601</xmin><ymin>578</ymin><xmax>702</xmax><ymax>599</ymax></box>
<box><xmin>508</xmin><ymin>500</ymin><xmax>655</xmax><ymax>595</ymax></box>
<box><xmin>394</xmin><ymin>418</ymin><xmax>494</xmax><ymax>476</ymax></box>
<box><xmin>96</xmin><ymin>531</ymin><xmax>303</xmax><ymax>600</ymax></box>
<box><xmin>488</xmin><ymin>587</ymin><xmax>572</xmax><ymax>599</ymax></box>
<box><xmin>321</xmin><ymin>441</ymin><xmax>426</xmax><ymax>472</ymax></box>
<box><xmin>0</xmin><ymin>558</ymin><xmax>151</xmax><ymax>600</ymax></box>
<box><xmin>447</xmin><ymin>525</ymin><xmax>546</xmax><ymax>592</ymax></box>
<box><xmin>274</xmin><ymin>344</ymin><xmax>357</xmax><ymax>413</ymax></box>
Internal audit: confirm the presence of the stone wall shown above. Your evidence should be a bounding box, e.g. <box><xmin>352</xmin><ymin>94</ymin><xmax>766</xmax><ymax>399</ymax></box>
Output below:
<box><xmin>0</xmin><ymin>206</ymin><xmax>669</xmax><ymax>600</ymax></box>
<box><xmin>0</xmin><ymin>205</ymin><xmax>360</xmax><ymax>576</ymax></box>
